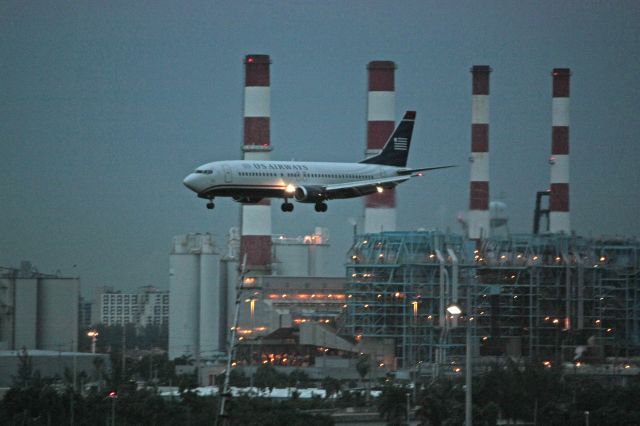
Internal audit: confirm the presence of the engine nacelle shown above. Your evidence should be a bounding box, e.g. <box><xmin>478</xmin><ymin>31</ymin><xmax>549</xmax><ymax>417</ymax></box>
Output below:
<box><xmin>294</xmin><ymin>185</ymin><xmax>325</xmax><ymax>203</ymax></box>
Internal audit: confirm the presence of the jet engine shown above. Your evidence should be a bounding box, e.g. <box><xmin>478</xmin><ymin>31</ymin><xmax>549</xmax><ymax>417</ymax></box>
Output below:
<box><xmin>294</xmin><ymin>186</ymin><xmax>325</xmax><ymax>203</ymax></box>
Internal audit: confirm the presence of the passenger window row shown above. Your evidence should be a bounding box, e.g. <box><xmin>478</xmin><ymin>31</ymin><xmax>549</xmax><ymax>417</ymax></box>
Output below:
<box><xmin>238</xmin><ymin>172</ymin><xmax>373</xmax><ymax>179</ymax></box>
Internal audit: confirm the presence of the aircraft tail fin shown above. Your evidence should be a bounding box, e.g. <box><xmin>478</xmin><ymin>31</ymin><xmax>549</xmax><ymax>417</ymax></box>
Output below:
<box><xmin>359</xmin><ymin>111</ymin><xmax>415</xmax><ymax>167</ymax></box>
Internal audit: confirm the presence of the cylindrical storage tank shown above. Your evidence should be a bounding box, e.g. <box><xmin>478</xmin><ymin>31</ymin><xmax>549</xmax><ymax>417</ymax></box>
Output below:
<box><xmin>364</xmin><ymin>60</ymin><xmax>396</xmax><ymax>233</ymax></box>
<box><xmin>169</xmin><ymin>235</ymin><xmax>200</xmax><ymax>360</ymax></box>
<box><xmin>549</xmin><ymin>68</ymin><xmax>571</xmax><ymax>233</ymax></box>
<box><xmin>199</xmin><ymin>235</ymin><xmax>221</xmax><ymax>357</ymax></box>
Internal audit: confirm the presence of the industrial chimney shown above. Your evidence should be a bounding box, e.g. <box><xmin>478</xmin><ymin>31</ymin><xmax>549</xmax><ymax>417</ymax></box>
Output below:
<box><xmin>240</xmin><ymin>54</ymin><xmax>272</xmax><ymax>270</ymax></box>
<box><xmin>549</xmin><ymin>68</ymin><xmax>571</xmax><ymax>234</ymax></box>
<box><xmin>364</xmin><ymin>61</ymin><xmax>396</xmax><ymax>233</ymax></box>
<box><xmin>468</xmin><ymin>65</ymin><xmax>492</xmax><ymax>240</ymax></box>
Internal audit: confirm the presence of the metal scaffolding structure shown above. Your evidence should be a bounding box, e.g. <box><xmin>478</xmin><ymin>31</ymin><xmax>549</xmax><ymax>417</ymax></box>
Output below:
<box><xmin>339</xmin><ymin>231</ymin><xmax>640</xmax><ymax>371</ymax></box>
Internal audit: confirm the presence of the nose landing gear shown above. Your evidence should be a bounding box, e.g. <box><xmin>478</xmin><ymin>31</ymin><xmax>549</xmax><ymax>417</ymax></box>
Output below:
<box><xmin>206</xmin><ymin>197</ymin><xmax>215</xmax><ymax>210</ymax></box>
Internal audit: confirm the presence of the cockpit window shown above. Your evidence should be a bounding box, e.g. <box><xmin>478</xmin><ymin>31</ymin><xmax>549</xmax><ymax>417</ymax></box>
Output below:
<box><xmin>195</xmin><ymin>169</ymin><xmax>213</xmax><ymax>174</ymax></box>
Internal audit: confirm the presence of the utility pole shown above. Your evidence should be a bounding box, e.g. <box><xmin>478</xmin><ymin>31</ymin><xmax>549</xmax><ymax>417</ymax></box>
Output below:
<box><xmin>406</xmin><ymin>391</ymin><xmax>411</xmax><ymax>425</ymax></box>
<box><xmin>216</xmin><ymin>255</ymin><xmax>249</xmax><ymax>426</ymax></box>
<box><xmin>465</xmin><ymin>320</ymin><xmax>472</xmax><ymax>426</ymax></box>
<box><xmin>121</xmin><ymin>324</ymin><xmax>126</xmax><ymax>379</ymax></box>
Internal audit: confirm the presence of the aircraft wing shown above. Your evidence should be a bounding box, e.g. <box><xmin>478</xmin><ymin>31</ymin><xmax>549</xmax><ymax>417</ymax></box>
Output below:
<box><xmin>321</xmin><ymin>175</ymin><xmax>412</xmax><ymax>199</ymax></box>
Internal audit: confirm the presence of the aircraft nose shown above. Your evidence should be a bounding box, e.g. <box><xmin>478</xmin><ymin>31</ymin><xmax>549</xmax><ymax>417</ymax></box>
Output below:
<box><xmin>183</xmin><ymin>174</ymin><xmax>200</xmax><ymax>192</ymax></box>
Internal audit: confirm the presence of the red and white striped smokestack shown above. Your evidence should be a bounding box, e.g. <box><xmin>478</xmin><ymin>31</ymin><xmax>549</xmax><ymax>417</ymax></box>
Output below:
<box><xmin>468</xmin><ymin>65</ymin><xmax>491</xmax><ymax>240</ymax></box>
<box><xmin>240</xmin><ymin>54</ymin><xmax>272</xmax><ymax>269</ymax></box>
<box><xmin>364</xmin><ymin>60</ymin><xmax>396</xmax><ymax>233</ymax></box>
<box><xmin>549</xmin><ymin>68</ymin><xmax>571</xmax><ymax>234</ymax></box>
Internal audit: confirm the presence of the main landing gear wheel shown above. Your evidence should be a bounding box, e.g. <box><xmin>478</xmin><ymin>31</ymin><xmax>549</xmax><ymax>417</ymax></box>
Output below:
<box><xmin>314</xmin><ymin>202</ymin><xmax>328</xmax><ymax>212</ymax></box>
<box><xmin>281</xmin><ymin>202</ymin><xmax>294</xmax><ymax>212</ymax></box>
<box><xmin>206</xmin><ymin>201</ymin><xmax>215</xmax><ymax>210</ymax></box>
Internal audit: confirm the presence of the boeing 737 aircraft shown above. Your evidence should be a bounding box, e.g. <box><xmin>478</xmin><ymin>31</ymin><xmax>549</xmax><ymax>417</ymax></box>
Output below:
<box><xmin>183</xmin><ymin>111</ymin><xmax>453</xmax><ymax>212</ymax></box>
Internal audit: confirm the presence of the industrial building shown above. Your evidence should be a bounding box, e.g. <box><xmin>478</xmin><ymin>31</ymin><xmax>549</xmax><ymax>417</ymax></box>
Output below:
<box><xmin>169</xmin><ymin>55</ymin><xmax>639</xmax><ymax>383</ymax></box>
<box><xmin>338</xmin><ymin>66</ymin><xmax>640</xmax><ymax>375</ymax></box>
<box><xmin>0</xmin><ymin>262</ymin><xmax>80</xmax><ymax>352</ymax></box>
<box><xmin>168</xmin><ymin>228</ymin><xmax>339</xmax><ymax>361</ymax></box>
<box><xmin>340</xmin><ymin>231</ymin><xmax>640</xmax><ymax>370</ymax></box>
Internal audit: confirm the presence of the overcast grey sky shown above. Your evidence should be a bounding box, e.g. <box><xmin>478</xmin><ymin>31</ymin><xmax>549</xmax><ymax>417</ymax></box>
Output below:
<box><xmin>2</xmin><ymin>1</ymin><xmax>639</xmax><ymax>298</ymax></box>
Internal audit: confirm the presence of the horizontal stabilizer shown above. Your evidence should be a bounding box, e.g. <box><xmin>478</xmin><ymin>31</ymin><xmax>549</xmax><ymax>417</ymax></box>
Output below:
<box><xmin>397</xmin><ymin>165</ymin><xmax>457</xmax><ymax>176</ymax></box>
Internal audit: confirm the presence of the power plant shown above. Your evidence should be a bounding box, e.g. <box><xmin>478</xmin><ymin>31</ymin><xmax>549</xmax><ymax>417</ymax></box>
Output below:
<box><xmin>169</xmin><ymin>55</ymin><xmax>640</xmax><ymax>382</ymax></box>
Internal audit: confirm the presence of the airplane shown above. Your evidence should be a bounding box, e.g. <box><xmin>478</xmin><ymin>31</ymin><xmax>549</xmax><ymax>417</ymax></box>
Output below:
<box><xmin>183</xmin><ymin>111</ymin><xmax>454</xmax><ymax>213</ymax></box>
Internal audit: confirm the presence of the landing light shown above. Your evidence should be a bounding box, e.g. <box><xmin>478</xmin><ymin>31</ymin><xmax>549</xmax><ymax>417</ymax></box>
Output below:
<box><xmin>376</xmin><ymin>186</ymin><xmax>383</xmax><ymax>193</ymax></box>
<box><xmin>285</xmin><ymin>184</ymin><xmax>296</xmax><ymax>193</ymax></box>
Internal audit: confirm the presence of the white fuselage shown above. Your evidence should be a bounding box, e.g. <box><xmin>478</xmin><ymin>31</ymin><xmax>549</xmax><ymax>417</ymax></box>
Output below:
<box><xmin>183</xmin><ymin>160</ymin><xmax>403</xmax><ymax>201</ymax></box>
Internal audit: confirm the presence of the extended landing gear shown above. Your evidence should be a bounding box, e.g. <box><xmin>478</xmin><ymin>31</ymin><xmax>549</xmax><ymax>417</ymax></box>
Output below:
<box><xmin>206</xmin><ymin>198</ymin><xmax>215</xmax><ymax>210</ymax></box>
<box><xmin>281</xmin><ymin>202</ymin><xmax>294</xmax><ymax>212</ymax></box>
<box><xmin>314</xmin><ymin>202</ymin><xmax>328</xmax><ymax>212</ymax></box>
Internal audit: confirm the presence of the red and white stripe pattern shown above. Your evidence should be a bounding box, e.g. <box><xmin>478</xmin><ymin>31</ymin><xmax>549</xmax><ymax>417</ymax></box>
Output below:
<box><xmin>549</xmin><ymin>68</ymin><xmax>571</xmax><ymax>233</ymax></box>
<box><xmin>468</xmin><ymin>65</ymin><xmax>491</xmax><ymax>240</ymax></box>
<box><xmin>240</xmin><ymin>54</ymin><xmax>272</xmax><ymax>269</ymax></box>
<box><xmin>364</xmin><ymin>61</ymin><xmax>396</xmax><ymax>233</ymax></box>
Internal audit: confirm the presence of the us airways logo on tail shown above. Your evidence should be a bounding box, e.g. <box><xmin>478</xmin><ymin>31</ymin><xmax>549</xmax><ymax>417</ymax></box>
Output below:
<box><xmin>393</xmin><ymin>137</ymin><xmax>408</xmax><ymax>151</ymax></box>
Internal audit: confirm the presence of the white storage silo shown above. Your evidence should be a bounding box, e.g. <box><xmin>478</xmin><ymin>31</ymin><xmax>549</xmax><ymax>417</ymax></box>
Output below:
<box><xmin>199</xmin><ymin>236</ymin><xmax>221</xmax><ymax>358</ymax></box>
<box><xmin>169</xmin><ymin>234</ymin><xmax>221</xmax><ymax>360</ymax></box>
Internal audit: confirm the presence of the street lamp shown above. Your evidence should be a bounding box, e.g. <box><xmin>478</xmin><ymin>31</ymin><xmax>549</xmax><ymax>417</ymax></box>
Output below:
<box><xmin>446</xmin><ymin>305</ymin><xmax>462</xmax><ymax>316</ymax></box>
<box><xmin>446</xmin><ymin>303</ymin><xmax>472</xmax><ymax>426</ymax></box>
<box><xmin>87</xmin><ymin>330</ymin><xmax>99</xmax><ymax>354</ymax></box>
<box><xmin>107</xmin><ymin>390</ymin><xmax>117</xmax><ymax>426</ymax></box>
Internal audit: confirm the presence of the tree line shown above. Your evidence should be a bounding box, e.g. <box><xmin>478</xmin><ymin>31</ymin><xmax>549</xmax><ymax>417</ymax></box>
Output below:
<box><xmin>3</xmin><ymin>351</ymin><xmax>640</xmax><ymax>425</ymax></box>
